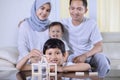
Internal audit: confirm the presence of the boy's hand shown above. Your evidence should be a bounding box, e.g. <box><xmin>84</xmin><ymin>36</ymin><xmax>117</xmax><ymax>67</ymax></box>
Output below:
<box><xmin>57</xmin><ymin>66</ymin><xmax>63</xmax><ymax>72</ymax></box>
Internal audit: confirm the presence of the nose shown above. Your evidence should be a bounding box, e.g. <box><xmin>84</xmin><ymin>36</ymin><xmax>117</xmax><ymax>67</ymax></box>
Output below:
<box><xmin>74</xmin><ymin>9</ymin><xmax>79</xmax><ymax>14</ymax></box>
<box><xmin>51</xmin><ymin>54</ymin><xmax>57</xmax><ymax>59</ymax></box>
<box><xmin>42</xmin><ymin>10</ymin><xmax>47</xmax><ymax>15</ymax></box>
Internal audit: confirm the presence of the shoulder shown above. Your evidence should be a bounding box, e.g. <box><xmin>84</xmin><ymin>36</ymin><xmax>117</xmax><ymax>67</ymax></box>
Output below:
<box><xmin>18</xmin><ymin>19</ymin><xmax>31</xmax><ymax>31</ymax></box>
<box><xmin>83</xmin><ymin>17</ymin><xmax>98</xmax><ymax>30</ymax></box>
<box><xmin>84</xmin><ymin>17</ymin><xmax>97</xmax><ymax>25</ymax></box>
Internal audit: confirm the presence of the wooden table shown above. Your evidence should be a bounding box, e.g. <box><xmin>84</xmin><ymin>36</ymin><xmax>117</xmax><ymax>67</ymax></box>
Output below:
<box><xmin>17</xmin><ymin>70</ymin><xmax>103</xmax><ymax>80</ymax></box>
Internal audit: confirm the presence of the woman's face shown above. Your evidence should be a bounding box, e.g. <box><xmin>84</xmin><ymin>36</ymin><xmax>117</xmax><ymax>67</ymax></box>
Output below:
<box><xmin>36</xmin><ymin>3</ymin><xmax>51</xmax><ymax>20</ymax></box>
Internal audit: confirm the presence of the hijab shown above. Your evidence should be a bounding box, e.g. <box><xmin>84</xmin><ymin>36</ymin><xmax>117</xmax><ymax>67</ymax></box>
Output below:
<box><xmin>27</xmin><ymin>0</ymin><xmax>51</xmax><ymax>32</ymax></box>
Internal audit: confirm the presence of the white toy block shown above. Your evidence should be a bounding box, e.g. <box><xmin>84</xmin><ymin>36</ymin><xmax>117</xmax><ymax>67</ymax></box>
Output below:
<box><xmin>48</xmin><ymin>63</ymin><xmax>57</xmax><ymax>80</ymax></box>
<box><xmin>32</xmin><ymin>63</ymin><xmax>40</xmax><ymax>75</ymax></box>
<box><xmin>89</xmin><ymin>72</ymin><xmax>98</xmax><ymax>76</ymax></box>
<box><xmin>75</xmin><ymin>72</ymin><xmax>84</xmax><ymax>76</ymax></box>
<box><xmin>31</xmin><ymin>63</ymin><xmax>41</xmax><ymax>80</ymax></box>
<box><xmin>49</xmin><ymin>63</ymin><xmax>57</xmax><ymax>75</ymax></box>
<box><xmin>31</xmin><ymin>55</ymin><xmax>57</xmax><ymax>80</ymax></box>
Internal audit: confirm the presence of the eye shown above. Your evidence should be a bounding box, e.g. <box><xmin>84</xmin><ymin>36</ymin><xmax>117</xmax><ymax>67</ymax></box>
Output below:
<box><xmin>48</xmin><ymin>52</ymin><xmax>52</xmax><ymax>55</ymax></box>
<box><xmin>70</xmin><ymin>7</ymin><xmax>74</xmax><ymax>10</ymax></box>
<box><xmin>40</xmin><ymin>7</ymin><xmax>45</xmax><ymax>10</ymax></box>
<box><xmin>52</xmin><ymin>31</ymin><xmax>55</xmax><ymax>33</ymax></box>
<box><xmin>46</xmin><ymin>9</ymin><xmax>50</xmax><ymax>12</ymax></box>
<box><xmin>77</xmin><ymin>7</ymin><xmax>83</xmax><ymax>11</ymax></box>
<box><xmin>57</xmin><ymin>31</ymin><xmax>60</xmax><ymax>33</ymax></box>
<box><xmin>56</xmin><ymin>52</ymin><xmax>60</xmax><ymax>55</ymax></box>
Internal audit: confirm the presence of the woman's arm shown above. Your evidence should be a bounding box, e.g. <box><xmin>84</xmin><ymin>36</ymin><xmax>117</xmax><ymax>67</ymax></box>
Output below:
<box><xmin>16</xmin><ymin>49</ymin><xmax>41</xmax><ymax>71</ymax></box>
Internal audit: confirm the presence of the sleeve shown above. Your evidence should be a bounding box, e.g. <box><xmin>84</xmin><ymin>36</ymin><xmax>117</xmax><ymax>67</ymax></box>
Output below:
<box><xmin>90</xmin><ymin>23</ymin><xmax>103</xmax><ymax>44</ymax></box>
<box><xmin>63</xmin><ymin>40</ymin><xmax>70</xmax><ymax>51</ymax></box>
<box><xmin>17</xmin><ymin>21</ymin><xmax>30</xmax><ymax>62</ymax></box>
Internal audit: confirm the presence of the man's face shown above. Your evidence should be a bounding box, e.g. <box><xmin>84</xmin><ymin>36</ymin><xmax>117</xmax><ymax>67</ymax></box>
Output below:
<box><xmin>69</xmin><ymin>0</ymin><xmax>87</xmax><ymax>21</ymax></box>
<box><xmin>45</xmin><ymin>48</ymin><xmax>63</xmax><ymax>66</ymax></box>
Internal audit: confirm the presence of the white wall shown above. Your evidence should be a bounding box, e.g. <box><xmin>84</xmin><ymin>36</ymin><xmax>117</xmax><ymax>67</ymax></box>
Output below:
<box><xmin>0</xmin><ymin>0</ymin><xmax>34</xmax><ymax>48</ymax></box>
<box><xmin>0</xmin><ymin>0</ymin><xmax>59</xmax><ymax>48</ymax></box>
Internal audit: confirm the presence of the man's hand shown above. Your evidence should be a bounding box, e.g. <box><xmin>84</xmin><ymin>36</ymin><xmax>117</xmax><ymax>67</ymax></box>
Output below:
<box><xmin>73</xmin><ymin>53</ymin><xmax>87</xmax><ymax>63</ymax></box>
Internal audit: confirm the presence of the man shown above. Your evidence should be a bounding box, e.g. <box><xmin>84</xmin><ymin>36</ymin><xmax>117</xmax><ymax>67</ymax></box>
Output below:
<box><xmin>61</xmin><ymin>0</ymin><xmax>110</xmax><ymax>78</ymax></box>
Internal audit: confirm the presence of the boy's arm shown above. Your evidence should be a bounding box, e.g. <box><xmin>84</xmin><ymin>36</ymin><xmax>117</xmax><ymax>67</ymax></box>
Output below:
<box><xmin>57</xmin><ymin>63</ymin><xmax>91</xmax><ymax>72</ymax></box>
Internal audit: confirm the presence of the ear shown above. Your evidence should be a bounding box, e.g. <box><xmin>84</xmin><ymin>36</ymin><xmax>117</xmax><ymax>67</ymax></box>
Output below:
<box><xmin>85</xmin><ymin>8</ymin><xmax>88</xmax><ymax>14</ymax></box>
<box><xmin>63</xmin><ymin>52</ymin><xmax>66</xmax><ymax>57</ymax></box>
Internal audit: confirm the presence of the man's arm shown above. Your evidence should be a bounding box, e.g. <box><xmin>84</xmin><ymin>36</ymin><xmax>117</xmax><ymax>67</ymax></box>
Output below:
<box><xmin>86</xmin><ymin>41</ymin><xmax>103</xmax><ymax>58</ymax></box>
<box><xmin>73</xmin><ymin>41</ymin><xmax>103</xmax><ymax>63</ymax></box>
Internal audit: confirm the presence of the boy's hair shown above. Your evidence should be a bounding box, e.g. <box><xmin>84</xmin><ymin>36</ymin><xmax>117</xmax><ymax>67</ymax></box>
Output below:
<box><xmin>69</xmin><ymin>0</ymin><xmax>87</xmax><ymax>8</ymax></box>
<box><xmin>49</xmin><ymin>22</ymin><xmax>64</xmax><ymax>33</ymax></box>
<box><xmin>43</xmin><ymin>38</ymin><xmax>65</xmax><ymax>55</ymax></box>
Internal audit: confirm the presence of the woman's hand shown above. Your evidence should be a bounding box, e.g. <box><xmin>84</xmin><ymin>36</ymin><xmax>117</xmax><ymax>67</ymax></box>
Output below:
<box><xmin>28</xmin><ymin>49</ymin><xmax>42</xmax><ymax>63</ymax></box>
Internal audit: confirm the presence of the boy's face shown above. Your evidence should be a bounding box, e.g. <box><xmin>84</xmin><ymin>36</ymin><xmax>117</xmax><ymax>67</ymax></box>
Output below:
<box><xmin>49</xmin><ymin>25</ymin><xmax>63</xmax><ymax>39</ymax></box>
<box><xmin>69</xmin><ymin>0</ymin><xmax>87</xmax><ymax>22</ymax></box>
<box><xmin>45</xmin><ymin>48</ymin><xmax>64</xmax><ymax>66</ymax></box>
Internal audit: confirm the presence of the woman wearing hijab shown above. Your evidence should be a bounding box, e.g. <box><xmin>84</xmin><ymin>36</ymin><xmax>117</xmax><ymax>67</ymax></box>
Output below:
<box><xmin>16</xmin><ymin>0</ymin><xmax>51</xmax><ymax>71</ymax></box>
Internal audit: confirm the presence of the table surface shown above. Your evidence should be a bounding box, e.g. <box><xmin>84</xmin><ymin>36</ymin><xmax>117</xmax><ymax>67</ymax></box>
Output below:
<box><xmin>0</xmin><ymin>70</ymin><xmax>120</xmax><ymax>80</ymax></box>
<box><xmin>0</xmin><ymin>70</ymin><xmax>102</xmax><ymax>80</ymax></box>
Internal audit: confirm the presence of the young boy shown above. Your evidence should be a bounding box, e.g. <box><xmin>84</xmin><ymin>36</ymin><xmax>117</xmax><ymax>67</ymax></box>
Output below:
<box><xmin>49</xmin><ymin>22</ymin><xmax>69</xmax><ymax>62</ymax></box>
<box><xmin>43</xmin><ymin>38</ymin><xmax>91</xmax><ymax>72</ymax></box>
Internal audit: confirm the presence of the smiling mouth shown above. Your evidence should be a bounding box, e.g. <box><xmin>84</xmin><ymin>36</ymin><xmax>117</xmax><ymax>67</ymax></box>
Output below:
<box><xmin>50</xmin><ymin>60</ymin><xmax>58</xmax><ymax>63</ymax></box>
<box><xmin>53</xmin><ymin>35</ymin><xmax>58</xmax><ymax>38</ymax></box>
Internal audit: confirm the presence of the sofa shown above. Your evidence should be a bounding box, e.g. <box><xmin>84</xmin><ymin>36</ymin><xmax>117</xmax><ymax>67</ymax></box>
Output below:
<box><xmin>0</xmin><ymin>47</ymin><xmax>18</xmax><ymax>70</ymax></box>
<box><xmin>101</xmin><ymin>32</ymin><xmax>120</xmax><ymax>77</ymax></box>
<box><xmin>0</xmin><ymin>32</ymin><xmax>120</xmax><ymax>76</ymax></box>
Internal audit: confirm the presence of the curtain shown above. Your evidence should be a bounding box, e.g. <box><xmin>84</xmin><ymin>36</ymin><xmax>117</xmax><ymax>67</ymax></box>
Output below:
<box><xmin>97</xmin><ymin>0</ymin><xmax>120</xmax><ymax>32</ymax></box>
<box><xmin>59</xmin><ymin>0</ymin><xmax>70</xmax><ymax>19</ymax></box>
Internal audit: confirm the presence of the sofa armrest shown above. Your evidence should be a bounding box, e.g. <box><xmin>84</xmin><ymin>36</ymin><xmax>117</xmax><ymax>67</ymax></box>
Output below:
<box><xmin>0</xmin><ymin>47</ymin><xmax>19</xmax><ymax>64</ymax></box>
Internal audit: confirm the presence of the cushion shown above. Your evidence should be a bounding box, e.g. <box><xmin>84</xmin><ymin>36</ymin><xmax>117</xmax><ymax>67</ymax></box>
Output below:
<box><xmin>101</xmin><ymin>32</ymin><xmax>120</xmax><ymax>42</ymax></box>
<box><xmin>0</xmin><ymin>47</ymin><xmax>19</xmax><ymax>64</ymax></box>
<box><xmin>0</xmin><ymin>59</ymin><xmax>15</xmax><ymax>70</ymax></box>
<box><xmin>103</xmin><ymin>43</ymin><xmax>120</xmax><ymax>59</ymax></box>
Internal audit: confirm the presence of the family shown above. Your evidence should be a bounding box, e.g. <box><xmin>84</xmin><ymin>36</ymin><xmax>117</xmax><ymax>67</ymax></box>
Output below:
<box><xmin>16</xmin><ymin>0</ymin><xmax>110</xmax><ymax>78</ymax></box>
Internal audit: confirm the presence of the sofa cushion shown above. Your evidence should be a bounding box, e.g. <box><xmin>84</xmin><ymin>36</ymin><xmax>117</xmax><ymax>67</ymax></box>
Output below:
<box><xmin>0</xmin><ymin>47</ymin><xmax>19</xmax><ymax>64</ymax></box>
<box><xmin>101</xmin><ymin>32</ymin><xmax>120</xmax><ymax>43</ymax></box>
<box><xmin>103</xmin><ymin>43</ymin><xmax>120</xmax><ymax>59</ymax></box>
<box><xmin>101</xmin><ymin>32</ymin><xmax>120</xmax><ymax>60</ymax></box>
<box><xmin>0</xmin><ymin>59</ymin><xmax>15</xmax><ymax>70</ymax></box>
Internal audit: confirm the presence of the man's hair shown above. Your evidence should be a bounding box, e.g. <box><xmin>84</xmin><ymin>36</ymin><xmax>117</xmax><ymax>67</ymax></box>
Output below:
<box><xmin>69</xmin><ymin>0</ymin><xmax>87</xmax><ymax>8</ymax></box>
<box><xmin>49</xmin><ymin>22</ymin><xmax>64</xmax><ymax>33</ymax></box>
<box><xmin>43</xmin><ymin>38</ymin><xmax>65</xmax><ymax>55</ymax></box>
